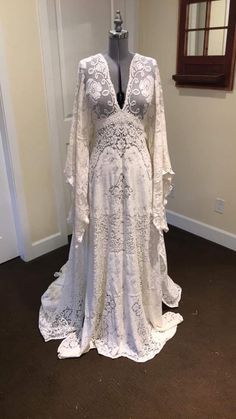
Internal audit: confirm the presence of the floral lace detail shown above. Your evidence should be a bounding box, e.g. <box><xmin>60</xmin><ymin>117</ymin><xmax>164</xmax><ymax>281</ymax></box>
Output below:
<box><xmin>109</xmin><ymin>173</ymin><xmax>133</xmax><ymax>201</ymax></box>
<box><xmin>63</xmin><ymin>61</ymin><xmax>92</xmax><ymax>246</ymax></box>
<box><xmin>84</xmin><ymin>53</ymin><xmax>155</xmax><ymax>120</ymax></box>
<box><xmin>39</xmin><ymin>52</ymin><xmax>183</xmax><ymax>362</ymax></box>
<box><xmin>38</xmin><ymin>263</ymin><xmax>85</xmax><ymax>341</ymax></box>
<box><xmin>159</xmin><ymin>233</ymin><xmax>182</xmax><ymax>307</ymax></box>
<box><xmin>89</xmin><ymin>113</ymin><xmax>152</xmax><ymax>183</ymax></box>
<box><xmin>139</xmin><ymin>75</ymin><xmax>154</xmax><ymax>103</ymax></box>
<box><xmin>125</xmin><ymin>55</ymin><xmax>154</xmax><ymax>117</ymax></box>
<box><xmin>92</xmin><ymin>211</ymin><xmax>152</xmax><ymax>259</ymax></box>
<box><xmin>85</xmin><ymin>54</ymin><xmax>116</xmax><ymax>119</ymax></box>
<box><xmin>86</xmin><ymin>78</ymin><xmax>102</xmax><ymax>101</ymax></box>
<box><xmin>143</xmin><ymin>60</ymin><xmax>175</xmax><ymax>234</ymax></box>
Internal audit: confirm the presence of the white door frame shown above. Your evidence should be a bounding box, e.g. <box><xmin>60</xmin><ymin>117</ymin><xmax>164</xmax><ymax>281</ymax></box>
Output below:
<box><xmin>0</xmin><ymin>29</ymin><xmax>31</xmax><ymax>262</ymax></box>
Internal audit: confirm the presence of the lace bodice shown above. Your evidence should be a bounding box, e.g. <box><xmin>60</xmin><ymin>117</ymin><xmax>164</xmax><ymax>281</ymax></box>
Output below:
<box><xmin>85</xmin><ymin>53</ymin><xmax>154</xmax><ymax>120</ymax></box>
<box><xmin>64</xmin><ymin>52</ymin><xmax>175</xmax><ymax>247</ymax></box>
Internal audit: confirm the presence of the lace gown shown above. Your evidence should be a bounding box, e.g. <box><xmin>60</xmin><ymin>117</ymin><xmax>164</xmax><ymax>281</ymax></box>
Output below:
<box><xmin>38</xmin><ymin>52</ymin><xmax>183</xmax><ymax>362</ymax></box>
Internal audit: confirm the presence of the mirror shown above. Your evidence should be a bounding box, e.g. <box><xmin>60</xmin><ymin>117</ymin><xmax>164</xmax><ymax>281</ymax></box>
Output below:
<box><xmin>186</xmin><ymin>0</ymin><xmax>230</xmax><ymax>56</ymax></box>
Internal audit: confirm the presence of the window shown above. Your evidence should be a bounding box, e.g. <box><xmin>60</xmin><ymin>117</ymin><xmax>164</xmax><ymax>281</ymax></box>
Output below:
<box><xmin>172</xmin><ymin>0</ymin><xmax>236</xmax><ymax>90</ymax></box>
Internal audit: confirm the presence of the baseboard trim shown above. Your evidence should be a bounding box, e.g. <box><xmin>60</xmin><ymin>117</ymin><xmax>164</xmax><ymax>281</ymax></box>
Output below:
<box><xmin>31</xmin><ymin>232</ymin><xmax>68</xmax><ymax>260</ymax></box>
<box><xmin>166</xmin><ymin>210</ymin><xmax>236</xmax><ymax>252</ymax></box>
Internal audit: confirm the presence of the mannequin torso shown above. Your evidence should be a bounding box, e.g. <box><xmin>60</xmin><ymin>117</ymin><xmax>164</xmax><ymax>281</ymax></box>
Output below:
<box><xmin>102</xmin><ymin>37</ymin><xmax>135</xmax><ymax>106</ymax></box>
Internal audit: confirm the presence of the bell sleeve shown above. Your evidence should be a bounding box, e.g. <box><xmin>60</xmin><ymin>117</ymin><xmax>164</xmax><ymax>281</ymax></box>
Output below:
<box><xmin>64</xmin><ymin>60</ymin><xmax>92</xmax><ymax>247</ymax></box>
<box><xmin>147</xmin><ymin>59</ymin><xmax>175</xmax><ymax>234</ymax></box>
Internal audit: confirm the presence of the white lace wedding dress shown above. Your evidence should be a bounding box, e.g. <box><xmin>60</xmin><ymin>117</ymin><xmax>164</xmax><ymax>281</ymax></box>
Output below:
<box><xmin>38</xmin><ymin>52</ymin><xmax>183</xmax><ymax>362</ymax></box>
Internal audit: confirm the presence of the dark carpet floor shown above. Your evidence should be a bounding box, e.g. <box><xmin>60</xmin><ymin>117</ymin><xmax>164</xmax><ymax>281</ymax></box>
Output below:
<box><xmin>0</xmin><ymin>226</ymin><xmax>235</xmax><ymax>419</ymax></box>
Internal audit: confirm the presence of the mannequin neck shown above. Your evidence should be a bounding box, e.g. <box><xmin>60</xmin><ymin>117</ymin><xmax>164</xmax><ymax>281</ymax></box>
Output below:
<box><xmin>107</xmin><ymin>37</ymin><xmax>130</xmax><ymax>62</ymax></box>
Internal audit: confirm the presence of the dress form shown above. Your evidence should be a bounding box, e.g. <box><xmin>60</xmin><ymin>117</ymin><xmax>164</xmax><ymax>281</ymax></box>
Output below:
<box><xmin>102</xmin><ymin>10</ymin><xmax>135</xmax><ymax>108</ymax></box>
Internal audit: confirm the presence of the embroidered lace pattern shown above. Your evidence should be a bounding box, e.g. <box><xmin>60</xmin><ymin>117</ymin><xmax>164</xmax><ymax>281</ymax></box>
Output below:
<box><xmin>38</xmin><ymin>52</ymin><xmax>183</xmax><ymax>362</ymax></box>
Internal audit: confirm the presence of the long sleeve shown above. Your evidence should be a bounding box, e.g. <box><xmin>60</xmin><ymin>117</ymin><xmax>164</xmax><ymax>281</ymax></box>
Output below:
<box><xmin>64</xmin><ymin>60</ymin><xmax>92</xmax><ymax>247</ymax></box>
<box><xmin>147</xmin><ymin>59</ymin><xmax>175</xmax><ymax>234</ymax></box>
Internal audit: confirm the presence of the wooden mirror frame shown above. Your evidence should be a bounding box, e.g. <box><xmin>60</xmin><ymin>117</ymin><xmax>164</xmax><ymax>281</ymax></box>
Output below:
<box><xmin>172</xmin><ymin>0</ymin><xmax>236</xmax><ymax>90</ymax></box>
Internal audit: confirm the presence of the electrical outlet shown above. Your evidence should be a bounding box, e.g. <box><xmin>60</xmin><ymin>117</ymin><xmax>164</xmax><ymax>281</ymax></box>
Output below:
<box><xmin>215</xmin><ymin>198</ymin><xmax>225</xmax><ymax>214</ymax></box>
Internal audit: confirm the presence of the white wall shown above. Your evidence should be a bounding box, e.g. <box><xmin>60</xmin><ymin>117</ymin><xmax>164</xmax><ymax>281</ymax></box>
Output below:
<box><xmin>139</xmin><ymin>0</ymin><xmax>236</xmax><ymax>238</ymax></box>
<box><xmin>0</xmin><ymin>0</ymin><xmax>58</xmax><ymax>246</ymax></box>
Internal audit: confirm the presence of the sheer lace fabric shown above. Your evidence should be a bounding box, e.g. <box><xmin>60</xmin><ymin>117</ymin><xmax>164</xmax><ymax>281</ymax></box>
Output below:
<box><xmin>38</xmin><ymin>52</ymin><xmax>183</xmax><ymax>362</ymax></box>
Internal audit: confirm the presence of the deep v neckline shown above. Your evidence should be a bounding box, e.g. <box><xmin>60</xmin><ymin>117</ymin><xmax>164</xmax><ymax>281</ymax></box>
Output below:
<box><xmin>99</xmin><ymin>52</ymin><xmax>138</xmax><ymax>112</ymax></box>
